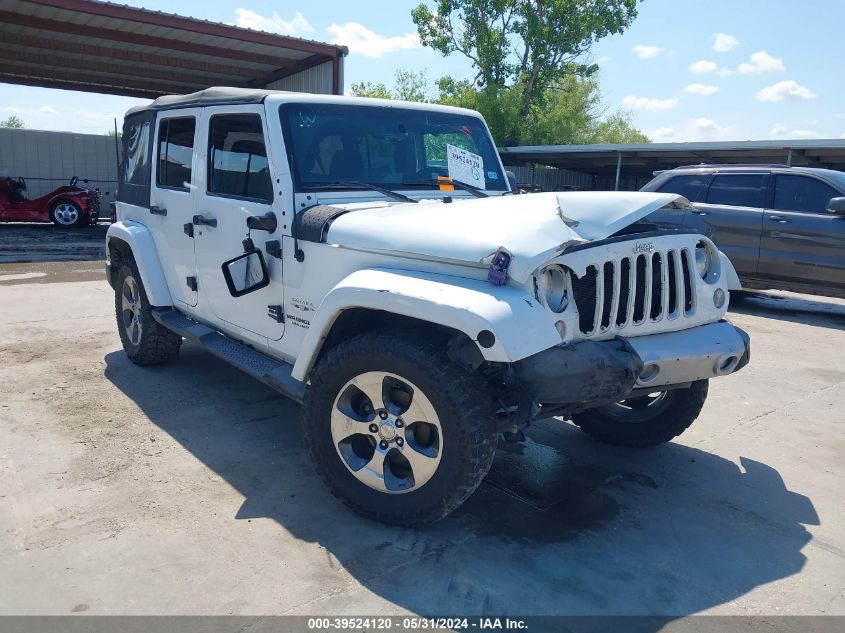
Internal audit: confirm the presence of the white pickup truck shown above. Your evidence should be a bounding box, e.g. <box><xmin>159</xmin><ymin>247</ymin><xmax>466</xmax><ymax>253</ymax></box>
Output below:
<box><xmin>106</xmin><ymin>88</ymin><xmax>749</xmax><ymax>525</ymax></box>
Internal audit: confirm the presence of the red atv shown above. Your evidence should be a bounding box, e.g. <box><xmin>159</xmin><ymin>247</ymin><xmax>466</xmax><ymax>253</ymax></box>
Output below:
<box><xmin>0</xmin><ymin>176</ymin><xmax>101</xmax><ymax>227</ymax></box>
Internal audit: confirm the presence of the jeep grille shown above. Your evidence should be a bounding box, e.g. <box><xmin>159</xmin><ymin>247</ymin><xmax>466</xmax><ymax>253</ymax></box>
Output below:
<box><xmin>569</xmin><ymin>248</ymin><xmax>696</xmax><ymax>336</ymax></box>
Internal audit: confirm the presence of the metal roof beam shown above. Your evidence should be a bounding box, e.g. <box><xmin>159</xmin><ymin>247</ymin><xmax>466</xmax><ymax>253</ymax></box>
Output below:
<box><xmin>0</xmin><ymin>10</ymin><xmax>318</xmax><ymax>68</ymax></box>
<box><xmin>0</xmin><ymin>72</ymin><xmax>166</xmax><ymax>99</ymax></box>
<box><xmin>28</xmin><ymin>0</ymin><xmax>344</xmax><ymax>58</ymax></box>
<box><xmin>0</xmin><ymin>30</ymin><xmax>263</xmax><ymax>79</ymax></box>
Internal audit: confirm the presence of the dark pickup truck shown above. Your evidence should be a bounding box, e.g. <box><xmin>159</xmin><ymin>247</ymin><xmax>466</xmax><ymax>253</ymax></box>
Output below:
<box><xmin>642</xmin><ymin>164</ymin><xmax>845</xmax><ymax>299</ymax></box>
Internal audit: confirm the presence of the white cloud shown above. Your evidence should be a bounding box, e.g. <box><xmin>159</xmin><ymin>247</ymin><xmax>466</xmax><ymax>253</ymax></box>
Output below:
<box><xmin>234</xmin><ymin>8</ymin><xmax>313</xmax><ymax>35</ymax></box>
<box><xmin>738</xmin><ymin>50</ymin><xmax>785</xmax><ymax>74</ymax></box>
<box><xmin>770</xmin><ymin>123</ymin><xmax>818</xmax><ymax>139</ymax></box>
<box><xmin>689</xmin><ymin>60</ymin><xmax>718</xmax><ymax>74</ymax></box>
<box><xmin>840</xmin><ymin>133</ymin><xmax>845</xmax><ymax>139</ymax></box>
<box><xmin>632</xmin><ymin>45</ymin><xmax>663</xmax><ymax>59</ymax></box>
<box><xmin>650</xmin><ymin>127</ymin><xmax>676</xmax><ymax>142</ymax></box>
<box><xmin>38</xmin><ymin>106</ymin><xmax>56</xmax><ymax>113</ymax></box>
<box><xmin>712</xmin><ymin>33</ymin><xmax>738</xmax><ymax>52</ymax></box>
<box><xmin>755</xmin><ymin>80</ymin><xmax>815</xmax><ymax>102</ymax></box>
<box><xmin>328</xmin><ymin>21</ymin><xmax>420</xmax><ymax>58</ymax></box>
<box><xmin>717</xmin><ymin>67</ymin><xmax>734</xmax><ymax>76</ymax></box>
<box><xmin>621</xmin><ymin>95</ymin><xmax>679</xmax><ymax>112</ymax></box>
<box><xmin>684</xmin><ymin>83</ymin><xmax>720</xmax><ymax>96</ymax></box>
<box><xmin>692</xmin><ymin>117</ymin><xmax>733</xmax><ymax>139</ymax></box>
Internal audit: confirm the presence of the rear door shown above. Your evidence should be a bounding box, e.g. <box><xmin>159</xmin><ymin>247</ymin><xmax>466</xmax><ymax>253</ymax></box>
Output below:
<box><xmin>193</xmin><ymin>106</ymin><xmax>286</xmax><ymax>342</ymax></box>
<box><xmin>759</xmin><ymin>173</ymin><xmax>845</xmax><ymax>291</ymax></box>
<box><xmin>149</xmin><ymin>112</ymin><xmax>200</xmax><ymax>307</ymax></box>
<box><xmin>690</xmin><ymin>173</ymin><xmax>767</xmax><ymax>277</ymax></box>
<box><xmin>649</xmin><ymin>173</ymin><xmax>711</xmax><ymax>230</ymax></box>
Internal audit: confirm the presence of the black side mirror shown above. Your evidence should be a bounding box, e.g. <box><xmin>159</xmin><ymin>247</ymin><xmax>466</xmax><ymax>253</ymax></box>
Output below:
<box><xmin>221</xmin><ymin>250</ymin><xmax>269</xmax><ymax>297</ymax></box>
<box><xmin>827</xmin><ymin>197</ymin><xmax>845</xmax><ymax>215</ymax></box>
<box><xmin>505</xmin><ymin>170</ymin><xmax>518</xmax><ymax>192</ymax></box>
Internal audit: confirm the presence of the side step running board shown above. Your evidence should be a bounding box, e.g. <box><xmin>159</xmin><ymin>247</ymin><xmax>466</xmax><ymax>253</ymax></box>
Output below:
<box><xmin>152</xmin><ymin>308</ymin><xmax>305</xmax><ymax>404</ymax></box>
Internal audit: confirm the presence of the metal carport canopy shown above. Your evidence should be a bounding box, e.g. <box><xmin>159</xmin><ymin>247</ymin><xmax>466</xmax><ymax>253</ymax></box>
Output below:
<box><xmin>0</xmin><ymin>0</ymin><xmax>348</xmax><ymax>98</ymax></box>
<box><xmin>500</xmin><ymin>139</ymin><xmax>845</xmax><ymax>179</ymax></box>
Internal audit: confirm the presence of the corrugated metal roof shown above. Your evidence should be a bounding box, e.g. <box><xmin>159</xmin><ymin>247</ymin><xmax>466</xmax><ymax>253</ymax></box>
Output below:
<box><xmin>0</xmin><ymin>0</ymin><xmax>346</xmax><ymax>98</ymax></box>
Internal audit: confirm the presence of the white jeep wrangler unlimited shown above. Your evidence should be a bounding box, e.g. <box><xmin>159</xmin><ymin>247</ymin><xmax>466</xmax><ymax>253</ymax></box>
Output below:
<box><xmin>106</xmin><ymin>88</ymin><xmax>750</xmax><ymax>525</ymax></box>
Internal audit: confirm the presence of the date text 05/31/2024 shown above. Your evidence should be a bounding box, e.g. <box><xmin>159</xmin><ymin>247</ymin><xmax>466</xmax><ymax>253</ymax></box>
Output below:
<box><xmin>307</xmin><ymin>617</ymin><xmax>528</xmax><ymax>630</ymax></box>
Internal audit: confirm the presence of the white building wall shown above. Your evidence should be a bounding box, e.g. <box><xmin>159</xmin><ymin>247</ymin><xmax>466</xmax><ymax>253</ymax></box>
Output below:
<box><xmin>0</xmin><ymin>128</ymin><xmax>120</xmax><ymax>202</ymax></box>
<box><xmin>264</xmin><ymin>59</ymin><xmax>339</xmax><ymax>94</ymax></box>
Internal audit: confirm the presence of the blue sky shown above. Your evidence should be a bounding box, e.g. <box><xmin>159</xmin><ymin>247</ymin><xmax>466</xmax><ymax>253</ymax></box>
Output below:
<box><xmin>2</xmin><ymin>0</ymin><xmax>844</xmax><ymax>141</ymax></box>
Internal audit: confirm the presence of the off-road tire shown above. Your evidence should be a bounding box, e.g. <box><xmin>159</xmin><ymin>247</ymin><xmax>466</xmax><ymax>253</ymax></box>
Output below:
<box><xmin>114</xmin><ymin>258</ymin><xmax>182</xmax><ymax>365</ymax></box>
<box><xmin>571</xmin><ymin>380</ymin><xmax>709</xmax><ymax>448</ymax></box>
<box><xmin>303</xmin><ymin>330</ymin><xmax>498</xmax><ymax>525</ymax></box>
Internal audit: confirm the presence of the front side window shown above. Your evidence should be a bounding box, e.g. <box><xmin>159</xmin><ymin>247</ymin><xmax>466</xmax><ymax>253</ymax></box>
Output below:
<box><xmin>208</xmin><ymin>114</ymin><xmax>273</xmax><ymax>203</ymax></box>
<box><xmin>774</xmin><ymin>175</ymin><xmax>839</xmax><ymax>214</ymax></box>
<box><xmin>656</xmin><ymin>174</ymin><xmax>709</xmax><ymax>202</ymax></box>
<box><xmin>706</xmin><ymin>174</ymin><xmax>765</xmax><ymax>207</ymax></box>
<box><xmin>157</xmin><ymin>117</ymin><xmax>195</xmax><ymax>189</ymax></box>
<box><xmin>279</xmin><ymin>104</ymin><xmax>507</xmax><ymax>191</ymax></box>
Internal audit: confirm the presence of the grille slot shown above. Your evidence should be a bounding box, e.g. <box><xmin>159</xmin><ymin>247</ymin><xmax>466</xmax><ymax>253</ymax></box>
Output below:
<box><xmin>568</xmin><ymin>244</ymin><xmax>696</xmax><ymax>337</ymax></box>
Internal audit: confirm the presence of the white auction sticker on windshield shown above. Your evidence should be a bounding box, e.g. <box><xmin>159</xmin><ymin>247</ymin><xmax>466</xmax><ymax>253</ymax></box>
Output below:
<box><xmin>446</xmin><ymin>143</ymin><xmax>486</xmax><ymax>190</ymax></box>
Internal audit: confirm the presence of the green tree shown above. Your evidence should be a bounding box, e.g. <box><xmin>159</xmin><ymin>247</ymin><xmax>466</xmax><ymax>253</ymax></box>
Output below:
<box><xmin>0</xmin><ymin>115</ymin><xmax>24</xmax><ymax>128</ymax></box>
<box><xmin>351</xmin><ymin>70</ymin><xmax>432</xmax><ymax>102</ymax></box>
<box><xmin>412</xmin><ymin>0</ymin><xmax>639</xmax><ymax>118</ymax></box>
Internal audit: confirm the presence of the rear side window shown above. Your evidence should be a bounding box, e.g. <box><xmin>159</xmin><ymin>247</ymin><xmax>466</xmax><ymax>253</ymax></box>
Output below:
<box><xmin>774</xmin><ymin>175</ymin><xmax>839</xmax><ymax>214</ymax></box>
<box><xmin>656</xmin><ymin>175</ymin><xmax>709</xmax><ymax>202</ymax></box>
<box><xmin>706</xmin><ymin>174</ymin><xmax>765</xmax><ymax>207</ymax></box>
<box><xmin>208</xmin><ymin>114</ymin><xmax>273</xmax><ymax>203</ymax></box>
<box><xmin>157</xmin><ymin>117</ymin><xmax>195</xmax><ymax>190</ymax></box>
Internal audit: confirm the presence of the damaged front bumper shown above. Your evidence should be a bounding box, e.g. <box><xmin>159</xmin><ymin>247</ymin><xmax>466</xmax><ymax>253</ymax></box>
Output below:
<box><xmin>517</xmin><ymin>321</ymin><xmax>749</xmax><ymax>409</ymax></box>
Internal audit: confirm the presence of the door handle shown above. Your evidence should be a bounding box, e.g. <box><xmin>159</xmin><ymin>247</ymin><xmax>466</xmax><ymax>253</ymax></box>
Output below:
<box><xmin>692</xmin><ymin>210</ymin><xmax>710</xmax><ymax>216</ymax></box>
<box><xmin>768</xmin><ymin>215</ymin><xmax>789</xmax><ymax>223</ymax></box>
<box><xmin>192</xmin><ymin>214</ymin><xmax>217</xmax><ymax>228</ymax></box>
<box><xmin>246</xmin><ymin>212</ymin><xmax>277</xmax><ymax>232</ymax></box>
<box><xmin>149</xmin><ymin>205</ymin><xmax>167</xmax><ymax>216</ymax></box>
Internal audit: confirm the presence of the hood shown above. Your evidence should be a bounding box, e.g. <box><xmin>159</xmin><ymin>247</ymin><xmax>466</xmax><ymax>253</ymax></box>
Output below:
<box><xmin>325</xmin><ymin>191</ymin><xmax>685</xmax><ymax>282</ymax></box>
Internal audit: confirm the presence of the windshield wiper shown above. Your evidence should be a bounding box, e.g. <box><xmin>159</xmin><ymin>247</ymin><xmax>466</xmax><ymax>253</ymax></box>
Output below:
<box><xmin>309</xmin><ymin>181</ymin><xmax>418</xmax><ymax>204</ymax></box>
<box><xmin>403</xmin><ymin>179</ymin><xmax>489</xmax><ymax>198</ymax></box>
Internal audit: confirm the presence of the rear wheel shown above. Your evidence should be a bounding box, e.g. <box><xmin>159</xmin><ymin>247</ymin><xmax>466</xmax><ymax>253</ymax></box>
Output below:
<box><xmin>571</xmin><ymin>380</ymin><xmax>709</xmax><ymax>447</ymax></box>
<box><xmin>114</xmin><ymin>258</ymin><xmax>182</xmax><ymax>365</ymax></box>
<box><xmin>50</xmin><ymin>200</ymin><xmax>84</xmax><ymax>228</ymax></box>
<box><xmin>303</xmin><ymin>330</ymin><xmax>498</xmax><ymax>525</ymax></box>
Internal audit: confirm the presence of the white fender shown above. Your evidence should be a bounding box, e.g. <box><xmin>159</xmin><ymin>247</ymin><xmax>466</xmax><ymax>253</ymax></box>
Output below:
<box><xmin>720</xmin><ymin>251</ymin><xmax>742</xmax><ymax>291</ymax></box>
<box><xmin>106</xmin><ymin>220</ymin><xmax>173</xmax><ymax>307</ymax></box>
<box><xmin>291</xmin><ymin>269</ymin><xmax>561</xmax><ymax>381</ymax></box>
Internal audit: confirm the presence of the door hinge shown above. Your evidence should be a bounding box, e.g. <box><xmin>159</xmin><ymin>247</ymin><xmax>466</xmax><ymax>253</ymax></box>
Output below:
<box><xmin>265</xmin><ymin>240</ymin><xmax>282</xmax><ymax>259</ymax></box>
<box><xmin>267</xmin><ymin>305</ymin><xmax>285</xmax><ymax>323</ymax></box>
<box><xmin>183</xmin><ymin>223</ymin><xmax>194</xmax><ymax>238</ymax></box>
<box><xmin>186</xmin><ymin>276</ymin><xmax>198</xmax><ymax>291</ymax></box>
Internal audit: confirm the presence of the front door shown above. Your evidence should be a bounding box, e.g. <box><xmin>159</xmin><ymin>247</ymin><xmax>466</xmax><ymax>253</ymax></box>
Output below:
<box><xmin>149</xmin><ymin>111</ymin><xmax>200</xmax><ymax>307</ymax></box>
<box><xmin>193</xmin><ymin>107</ymin><xmax>285</xmax><ymax>341</ymax></box>
<box><xmin>760</xmin><ymin>173</ymin><xmax>845</xmax><ymax>291</ymax></box>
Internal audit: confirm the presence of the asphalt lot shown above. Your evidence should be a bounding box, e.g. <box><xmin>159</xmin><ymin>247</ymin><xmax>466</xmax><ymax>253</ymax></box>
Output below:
<box><xmin>1</xmin><ymin>225</ymin><xmax>844</xmax><ymax>620</ymax></box>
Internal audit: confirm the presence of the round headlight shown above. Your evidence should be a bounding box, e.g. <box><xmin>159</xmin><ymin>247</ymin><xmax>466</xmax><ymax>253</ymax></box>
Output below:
<box><xmin>695</xmin><ymin>242</ymin><xmax>712</xmax><ymax>279</ymax></box>
<box><xmin>540</xmin><ymin>265</ymin><xmax>568</xmax><ymax>313</ymax></box>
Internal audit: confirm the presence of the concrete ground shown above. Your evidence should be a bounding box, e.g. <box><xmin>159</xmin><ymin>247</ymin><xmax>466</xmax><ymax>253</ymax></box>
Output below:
<box><xmin>1</xmin><ymin>238</ymin><xmax>844</xmax><ymax>618</ymax></box>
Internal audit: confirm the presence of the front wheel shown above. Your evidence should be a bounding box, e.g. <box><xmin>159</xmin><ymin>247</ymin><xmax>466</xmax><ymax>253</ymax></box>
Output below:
<box><xmin>303</xmin><ymin>330</ymin><xmax>498</xmax><ymax>525</ymax></box>
<box><xmin>571</xmin><ymin>380</ymin><xmax>709</xmax><ymax>448</ymax></box>
<box><xmin>50</xmin><ymin>200</ymin><xmax>84</xmax><ymax>227</ymax></box>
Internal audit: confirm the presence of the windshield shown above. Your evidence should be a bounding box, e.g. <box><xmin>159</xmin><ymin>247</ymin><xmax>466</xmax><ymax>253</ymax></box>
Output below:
<box><xmin>279</xmin><ymin>103</ymin><xmax>508</xmax><ymax>192</ymax></box>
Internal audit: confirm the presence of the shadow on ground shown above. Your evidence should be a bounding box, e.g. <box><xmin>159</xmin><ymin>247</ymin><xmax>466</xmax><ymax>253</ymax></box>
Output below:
<box><xmin>730</xmin><ymin>290</ymin><xmax>845</xmax><ymax>331</ymax></box>
<box><xmin>0</xmin><ymin>223</ymin><xmax>107</xmax><ymax>264</ymax></box>
<box><xmin>104</xmin><ymin>344</ymin><xmax>819</xmax><ymax>618</ymax></box>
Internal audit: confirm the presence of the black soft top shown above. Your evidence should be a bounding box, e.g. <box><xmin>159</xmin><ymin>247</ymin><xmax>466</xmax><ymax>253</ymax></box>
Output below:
<box><xmin>126</xmin><ymin>87</ymin><xmax>288</xmax><ymax>116</ymax></box>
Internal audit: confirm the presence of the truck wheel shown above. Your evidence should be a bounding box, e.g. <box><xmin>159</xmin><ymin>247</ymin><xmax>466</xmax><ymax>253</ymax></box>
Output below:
<box><xmin>50</xmin><ymin>201</ymin><xmax>84</xmax><ymax>227</ymax></box>
<box><xmin>303</xmin><ymin>330</ymin><xmax>498</xmax><ymax>525</ymax></box>
<box><xmin>114</xmin><ymin>259</ymin><xmax>182</xmax><ymax>365</ymax></box>
<box><xmin>571</xmin><ymin>380</ymin><xmax>708</xmax><ymax>448</ymax></box>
